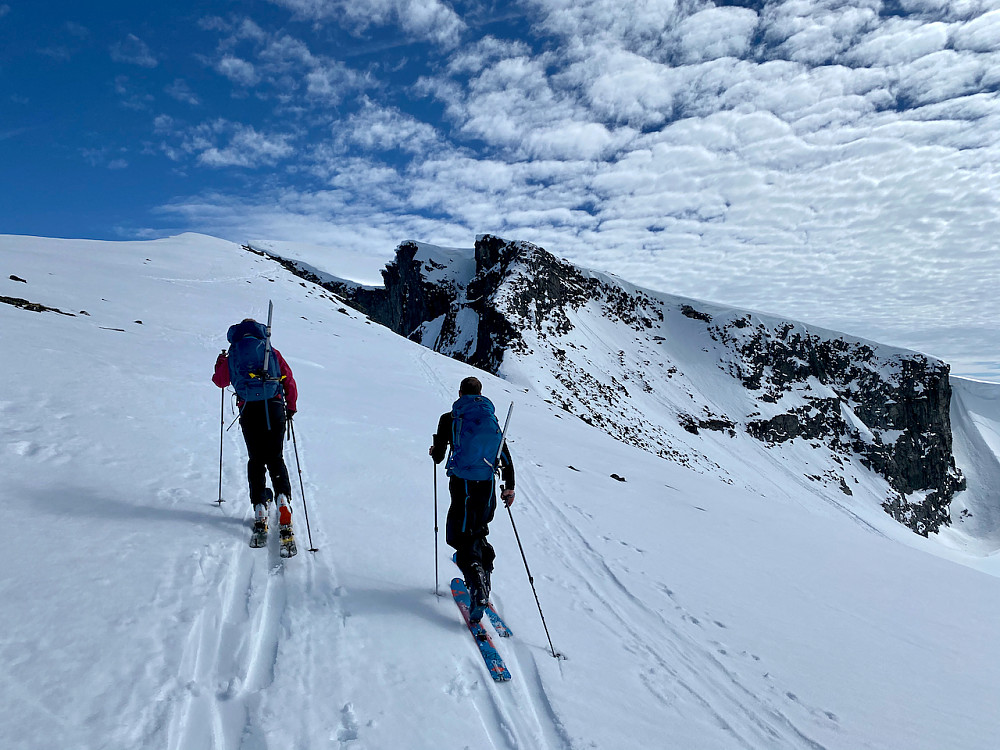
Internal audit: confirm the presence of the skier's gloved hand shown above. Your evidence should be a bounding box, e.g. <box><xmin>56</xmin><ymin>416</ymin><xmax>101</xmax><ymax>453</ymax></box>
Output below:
<box><xmin>287</xmin><ymin>409</ymin><xmax>296</xmax><ymax>420</ymax></box>
<box><xmin>501</xmin><ymin>487</ymin><xmax>515</xmax><ymax>507</ymax></box>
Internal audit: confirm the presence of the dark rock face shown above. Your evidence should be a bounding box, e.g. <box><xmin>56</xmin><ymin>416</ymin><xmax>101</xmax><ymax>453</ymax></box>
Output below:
<box><xmin>245</xmin><ymin>240</ymin><xmax>458</xmax><ymax>349</ymax></box>
<box><xmin>717</xmin><ymin>316</ymin><xmax>965</xmax><ymax>534</ymax></box>
<box><xmin>250</xmin><ymin>236</ymin><xmax>966</xmax><ymax>536</ymax></box>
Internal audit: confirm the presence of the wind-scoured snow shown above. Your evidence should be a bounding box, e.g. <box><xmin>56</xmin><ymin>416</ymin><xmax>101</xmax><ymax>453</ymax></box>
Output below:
<box><xmin>1</xmin><ymin>233</ymin><xmax>999</xmax><ymax>750</ymax></box>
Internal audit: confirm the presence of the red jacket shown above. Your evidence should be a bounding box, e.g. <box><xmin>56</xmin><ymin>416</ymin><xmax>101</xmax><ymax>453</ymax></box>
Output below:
<box><xmin>213</xmin><ymin>348</ymin><xmax>298</xmax><ymax>413</ymax></box>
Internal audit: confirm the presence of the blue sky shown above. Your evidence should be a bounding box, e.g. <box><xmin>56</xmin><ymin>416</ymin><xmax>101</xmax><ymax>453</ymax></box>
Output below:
<box><xmin>2</xmin><ymin>0</ymin><xmax>1000</xmax><ymax>379</ymax></box>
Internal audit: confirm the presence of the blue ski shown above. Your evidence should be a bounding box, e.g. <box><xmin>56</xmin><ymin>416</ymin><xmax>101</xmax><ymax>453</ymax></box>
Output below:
<box><xmin>485</xmin><ymin>605</ymin><xmax>512</xmax><ymax>638</ymax></box>
<box><xmin>451</xmin><ymin>555</ymin><xmax>512</xmax><ymax>637</ymax></box>
<box><xmin>451</xmin><ymin>578</ymin><xmax>511</xmax><ymax>682</ymax></box>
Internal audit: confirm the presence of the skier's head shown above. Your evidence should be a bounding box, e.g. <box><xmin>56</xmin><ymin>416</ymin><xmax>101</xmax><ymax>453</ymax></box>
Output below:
<box><xmin>459</xmin><ymin>376</ymin><xmax>482</xmax><ymax>397</ymax></box>
<box><xmin>227</xmin><ymin>318</ymin><xmax>267</xmax><ymax>343</ymax></box>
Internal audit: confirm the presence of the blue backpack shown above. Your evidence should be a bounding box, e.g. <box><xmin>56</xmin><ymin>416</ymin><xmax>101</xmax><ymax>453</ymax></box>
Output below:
<box><xmin>227</xmin><ymin>320</ymin><xmax>282</xmax><ymax>403</ymax></box>
<box><xmin>446</xmin><ymin>395</ymin><xmax>503</xmax><ymax>481</ymax></box>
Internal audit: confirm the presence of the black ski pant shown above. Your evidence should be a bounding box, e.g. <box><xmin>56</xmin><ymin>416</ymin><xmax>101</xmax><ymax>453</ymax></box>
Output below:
<box><xmin>239</xmin><ymin>398</ymin><xmax>291</xmax><ymax>506</ymax></box>
<box><xmin>446</xmin><ymin>476</ymin><xmax>497</xmax><ymax>584</ymax></box>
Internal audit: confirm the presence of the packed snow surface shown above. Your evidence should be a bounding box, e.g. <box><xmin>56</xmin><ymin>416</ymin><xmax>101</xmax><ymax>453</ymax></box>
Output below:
<box><xmin>1</xmin><ymin>233</ymin><xmax>999</xmax><ymax>750</ymax></box>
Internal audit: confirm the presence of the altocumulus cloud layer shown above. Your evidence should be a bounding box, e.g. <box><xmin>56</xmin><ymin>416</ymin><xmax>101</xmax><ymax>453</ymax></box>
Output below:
<box><xmin>145</xmin><ymin>1</ymin><xmax>1000</xmax><ymax>377</ymax></box>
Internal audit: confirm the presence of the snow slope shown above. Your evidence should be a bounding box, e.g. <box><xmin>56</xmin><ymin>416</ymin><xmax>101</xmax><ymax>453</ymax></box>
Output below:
<box><xmin>947</xmin><ymin>377</ymin><xmax>1000</xmax><ymax>552</ymax></box>
<box><xmin>2</xmin><ymin>233</ymin><xmax>999</xmax><ymax>750</ymax></box>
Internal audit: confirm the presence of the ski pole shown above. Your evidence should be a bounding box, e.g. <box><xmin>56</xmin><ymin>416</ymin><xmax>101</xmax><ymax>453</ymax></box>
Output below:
<box><xmin>217</xmin><ymin>368</ymin><xmax>226</xmax><ymax>505</ymax></box>
<box><xmin>493</xmin><ymin>403</ymin><xmax>560</xmax><ymax>657</ymax></box>
<box><xmin>506</xmin><ymin>499</ymin><xmax>561</xmax><ymax>659</ymax></box>
<box><xmin>289</xmin><ymin>418</ymin><xmax>318</xmax><ymax>552</ymax></box>
<box><xmin>433</xmin><ymin>458</ymin><xmax>440</xmax><ymax>597</ymax></box>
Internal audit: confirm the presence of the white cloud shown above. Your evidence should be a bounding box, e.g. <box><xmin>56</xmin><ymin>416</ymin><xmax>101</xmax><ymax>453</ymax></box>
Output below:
<box><xmin>525</xmin><ymin>0</ymin><xmax>683</xmax><ymax>58</ymax></box>
<box><xmin>81</xmin><ymin>146</ymin><xmax>130</xmax><ymax>170</ymax></box>
<box><xmin>896</xmin><ymin>0</ymin><xmax>966</xmax><ymax>20</ymax></box>
<box><xmin>233</xmin><ymin>18</ymin><xmax>269</xmax><ymax>44</ymax></box>
<box><xmin>846</xmin><ymin>20</ymin><xmax>949</xmax><ymax>66</ymax></box>
<box><xmin>157</xmin><ymin>118</ymin><xmax>296</xmax><ymax>168</ymax></box>
<box><xmin>893</xmin><ymin>49</ymin><xmax>991</xmax><ymax>107</ymax></box>
<box><xmin>304</xmin><ymin>63</ymin><xmax>360</xmax><ymax>104</ymax></box>
<box><xmin>671</xmin><ymin>7</ymin><xmax>760</xmax><ymax>64</ymax></box>
<box><xmin>429</xmin><ymin>49</ymin><xmax>637</xmax><ymax>161</ymax></box>
<box><xmin>165</xmin><ymin>79</ymin><xmax>200</xmax><ymax>106</ymax></box>
<box><xmin>151</xmin><ymin>0</ymin><xmax>1000</xmax><ymax>378</ymax></box>
<box><xmin>216</xmin><ymin>55</ymin><xmax>259</xmax><ymax>87</ymax></box>
<box><xmin>569</xmin><ymin>49</ymin><xmax>677</xmax><ymax>128</ymax></box>
<box><xmin>198</xmin><ymin>16</ymin><xmax>267</xmax><ymax>43</ymax></box>
<box><xmin>335</xmin><ymin>102</ymin><xmax>442</xmax><ymax>153</ymax></box>
<box><xmin>952</xmin><ymin>9</ymin><xmax>1000</xmax><ymax>51</ymax></box>
<box><xmin>197</xmin><ymin>124</ymin><xmax>295</xmax><ymax>168</ymax></box>
<box><xmin>153</xmin><ymin>114</ymin><xmax>175</xmax><ymax>133</ymax></box>
<box><xmin>201</xmin><ymin>24</ymin><xmax>372</xmax><ymax>106</ymax></box>
<box><xmin>446</xmin><ymin>36</ymin><xmax>533</xmax><ymax>76</ymax></box>
<box><xmin>110</xmin><ymin>34</ymin><xmax>158</xmax><ymax>68</ymax></box>
<box><xmin>768</xmin><ymin>3</ymin><xmax>881</xmax><ymax>65</ymax></box>
<box><xmin>268</xmin><ymin>0</ymin><xmax>466</xmax><ymax>46</ymax></box>
<box><xmin>521</xmin><ymin>120</ymin><xmax>620</xmax><ymax>161</ymax></box>
<box><xmin>259</xmin><ymin>34</ymin><xmax>315</xmax><ymax>71</ymax></box>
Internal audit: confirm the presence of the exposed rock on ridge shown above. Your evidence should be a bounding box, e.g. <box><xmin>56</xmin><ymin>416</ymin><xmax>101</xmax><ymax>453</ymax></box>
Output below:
<box><xmin>249</xmin><ymin>236</ymin><xmax>965</xmax><ymax>536</ymax></box>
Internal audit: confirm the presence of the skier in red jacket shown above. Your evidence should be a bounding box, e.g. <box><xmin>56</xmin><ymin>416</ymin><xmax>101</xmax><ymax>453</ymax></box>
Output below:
<box><xmin>213</xmin><ymin>318</ymin><xmax>298</xmax><ymax>542</ymax></box>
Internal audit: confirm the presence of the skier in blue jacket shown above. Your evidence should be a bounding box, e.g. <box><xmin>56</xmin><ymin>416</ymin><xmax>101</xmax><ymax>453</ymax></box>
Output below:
<box><xmin>430</xmin><ymin>376</ymin><xmax>514</xmax><ymax>621</ymax></box>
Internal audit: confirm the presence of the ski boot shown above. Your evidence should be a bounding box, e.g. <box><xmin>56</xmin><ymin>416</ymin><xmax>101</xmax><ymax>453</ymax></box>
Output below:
<box><xmin>277</xmin><ymin>493</ymin><xmax>297</xmax><ymax>558</ymax></box>
<box><xmin>249</xmin><ymin>489</ymin><xmax>272</xmax><ymax>548</ymax></box>
<box><xmin>467</xmin><ymin>562</ymin><xmax>490</xmax><ymax>622</ymax></box>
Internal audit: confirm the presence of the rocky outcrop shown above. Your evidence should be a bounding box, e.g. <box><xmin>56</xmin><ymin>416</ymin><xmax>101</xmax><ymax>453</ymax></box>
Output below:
<box><xmin>250</xmin><ymin>236</ymin><xmax>965</xmax><ymax>536</ymax></box>
<box><xmin>708</xmin><ymin>314</ymin><xmax>964</xmax><ymax>534</ymax></box>
<box><xmin>245</xmin><ymin>241</ymin><xmax>455</xmax><ymax>338</ymax></box>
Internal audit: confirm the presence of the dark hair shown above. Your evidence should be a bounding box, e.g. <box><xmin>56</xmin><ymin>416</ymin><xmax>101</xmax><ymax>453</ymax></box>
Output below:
<box><xmin>459</xmin><ymin>376</ymin><xmax>482</xmax><ymax>396</ymax></box>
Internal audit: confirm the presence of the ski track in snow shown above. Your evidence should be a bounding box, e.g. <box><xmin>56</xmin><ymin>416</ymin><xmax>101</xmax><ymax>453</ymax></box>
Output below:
<box><xmin>163</xmin><ymin>507</ymin><xmax>287</xmax><ymax>750</ymax></box>
<box><xmin>518</xmin><ymin>468</ymin><xmax>837</xmax><ymax>750</ymax></box>
<box><xmin>416</xmin><ymin>347</ymin><xmax>458</xmax><ymax>401</ymax></box>
<box><xmin>458</xmin><ymin>635</ymin><xmax>576</xmax><ymax>750</ymax></box>
<box><xmin>497</xmin><ymin>644</ymin><xmax>577</xmax><ymax>750</ymax></box>
<box><xmin>146</xmin><ymin>493</ymin><xmax>347</xmax><ymax>750</ymax></box>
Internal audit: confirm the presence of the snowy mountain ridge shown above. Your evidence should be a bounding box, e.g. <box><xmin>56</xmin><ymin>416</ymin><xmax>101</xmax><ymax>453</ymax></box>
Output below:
<box><xmin>3</xmin><ymin>232</ymin><xmax>1000</xmax><ymax>750</ymax></box>
<box><xmin>257</xmin><ymin>235</ymin><xmax>967</xmax><ymax>538</ymax></box>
